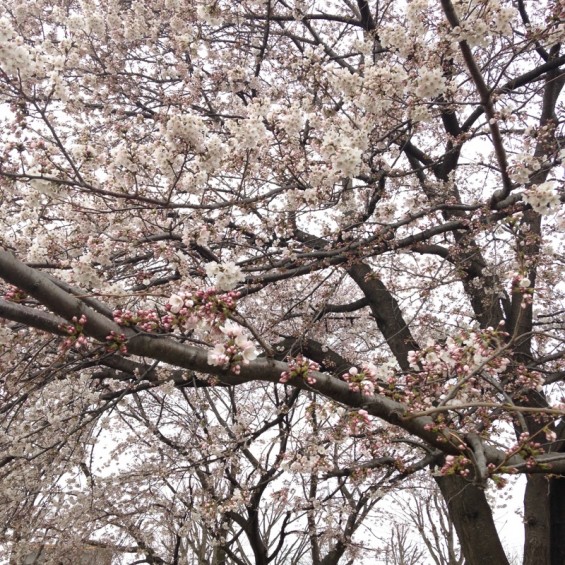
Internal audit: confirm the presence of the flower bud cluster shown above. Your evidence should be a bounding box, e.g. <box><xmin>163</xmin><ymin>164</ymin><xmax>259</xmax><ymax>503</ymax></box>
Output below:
<box><xmin>348</xmin><ymin>409</ymin><xmax>372</xmax><ymax>435</ymax></box>
<box><xmin>506</xmin><ymin>432</ymin><xmax>543</xmax><ymax>459</ymax></box>
<box><xmin>439</xmin><ymin>455</ymin><xmax>471</xmax><ymax>478</ymax></box>
<box><xmin>280</xmin><ymin>355</ymin><xmax>320</xmax><ymax>385</ymax></box>
<box><xmin>3</xmin><ymin>285</ymin><xmax>27</xmax><ymax>303</ymax></box>
<box><xmin>409</xmin><ymin>328</ymin><xmax>510</xmax><ymax>378</ymax></box>
<box><xmin>396</xmin><ymin>328</ymin><xmax>512</xmax><ymax>412</ymax></box>
<box><xmin>166</xmin><ymin>289</ymin><xmax>239</xmax><ymax>331</ymax></box>
<box><xmin>507</xmin><ymin>366</ymin><xmax>544</xmax><ymax>393</ymax></box>
<box><xmin>113</xmin><ymin>309</ymin><xmax>161</xmax><ymax>332</ymax></box>
<box><xmin>504</xmin><ymin>431</ymin><xmax>551</xmax><ymax>472</ymax></box>
<box><xmin>342</xmin><ymin>364</ymin><xmax>382</xmax><ymax>396</ymax></box>
<box><xmin>105</xmin><ymin>330</ymin><xmax>128</xmax><ymax>354</ymax></box>
<box><xmin>59</xmin><ymin>315</ymin><xmax>89</xmax><ymax>351</ymax></box>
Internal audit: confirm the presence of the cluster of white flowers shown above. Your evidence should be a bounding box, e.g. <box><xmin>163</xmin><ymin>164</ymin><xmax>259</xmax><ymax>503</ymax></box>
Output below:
<box><xmin>207</xmin><ymin>321</ymin><xmax>258</xmax><ymax>368</ymax></box>
<box><xmin>452</xmin><ymin>19</ymin><xmax>490</xmax><ymax>48</ymax></box>
<box><xmin>450</xmin><ymin>3</ymin><xmax>517</xmax><ymax>46</ymax></box>
<box><xmin>352</xmin><ymin>37</ymin><xmax>374</xmax><ymax>57</ymax></box>
<box><xmin>492</xmin><ymin>6</ymin><xmax>516</xmax><ymax>35</ymax></box>
<box><xmin>187</xmin><ymin>224</ymin><xmax>210</xmax><ymax>247</ymax></box>
<box><xmin>409</xmin><ymin>104</ymin><xmax>433</xmax><ymax>123</ymax></box>
<box><xmin>228</xmin><ymin>118</ymin><xmax>269</xmax><ymax>151</ymax></box>
<box><xmin>330</xmin><ymin>68</ymin><xmax>363</xmax><ymax>98</ymax></box>
<box><xmin>522</xmin><ymin>181</ymin><xmax>561</xmax><ymax>215</ymax></box>
<box><xmin>196</xmin><ymin>3</ymin><xmax>223</xmax><ymax>26</ymax></box>
<box><xmin>70</xmin><ymin>143</ymin><xmax>97</xmax><ymax>166</ymax></box>
<box><xmin>320</xmin><ymin>127</ymin><xmax>367</xmax><ymax>178</ymax></box>
<box><xmin>307</xmin><ymin>164</ymin><xmax>340</xmax><ymax>192</ymax></box>
<box><xmin>284</xmin><ymin>444</ymin><xmax>330</xmax><ymax>473</ymax></box>
<box><xmin>0</xmin><ymin>18</ymin><xmax>38</xmax><ymax>79</ymax></box>
<box><xmin>26</xmin><ymin>167</ymin><xmax>56</xmax><ymax>197</ymax></box>
<box><xmin>72</xmin><ymin>253</ymin><xmax>102</xmax><ymax>289</ymax></box>
<box><xmin>334</xmin><ymin>146</ymin><xmax>363</xmax><ymax>178</ymax></box>
<box><xmin>205</xmin><ymin>261</ymin><xmax>245</xmax><ymax>290</ymax></box>
<box><xmin>25</xmin><ymin>238</ymin><xmax>46</xmax><ymax>263</ymax></box>
<box><xmin>165</xmin><ymin>0</ymin><xmax>182</xmax><ymax>10</ymax></box>
<box><xmin>379</xmin><ymin>25</ymin><xmax>411</xmax><ymax>57</ymax></box>
<box><xmin>300</xmin><ymin>187</ymin><xmax>320</xmax><ymax>206</ymax></box>
<box><xmin>84</xmin><ymin>13</ymin><xmax>105</xmax><ymax>36</ymax></box>
<box><xmin>406</xmin><ymin>0</ymin><xmax>428</xmax><ymax>36</ymax></box>
<box><xmin>508</xmin><ymin>153</ymin><xmax>541</xmax><ymax>184</ymax></box>
<box><xmin>364</xmin><ymin>64</ymin><xmax>408</xmax><ymax>97</ymax></box>
<box><xmin>153</xmin><ymin>145</ymin><xmax>174</xmax><ymax>175</ymax></box>
<box><xmin>48</xmin><ymin>70</ymin><xmax>69</xmax><ymax>102</ymax></box>
<box><xmin>111</xmin><ymin>142</ymin><xmax>138</xmax><ymax>173</ymax></box>
<box><xmin>414</xmin><ymin>68</ymin><xmax>447</xmax><ymax>99</ymax></box>
<box><xmin>360</xmin><ymin>64</ymin><xmax>408</xmax><ymax>113</ymax></box>
<box><xmin>166</xmin><ymin>114</ymin><xmax>206</xmax><ymax>152</ymax></box>
<box><xmin>198</xmin><ymin>134</ymin><xmax>225</xmax><ymax>173</ymax></box>
<box><xmin>226</xmin><ymin>67</ymin><xmax>250</xmax><ymax>92</ymax></box>
<box><xmin>276</xmin><ymin>106</ymin><xmax>305</xmax><ymax>138</ymax></box>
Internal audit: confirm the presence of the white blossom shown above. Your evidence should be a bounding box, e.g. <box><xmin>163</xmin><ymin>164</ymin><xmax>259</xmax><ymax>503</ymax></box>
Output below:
<box><xmin>414</xmin><ymin>68</ymin><xmax>447</xmax><ymax>99</ymax></box>
<box><xmin>523</xmin><ymin>181</ymin><xmax>560</xmax><ymax>215</ymax></box>
<box><xmin>205</xmin><ymin>261</ymin><xmax>245</xmax><ymax>290</ymax></box>
<box><xmin>168</xmin><ymin>294</ymin><xmax>184</xmax><ymax>314</ymax></box>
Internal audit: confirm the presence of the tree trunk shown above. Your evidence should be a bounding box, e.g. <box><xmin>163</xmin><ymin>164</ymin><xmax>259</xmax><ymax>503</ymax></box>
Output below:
<box><xmin>522</xmin><ymin>475</ymin><xmax>550</xmax><ymax>565</ymax></box>
<box><xmin>550</xmin><ymin>477</ymin><xmax>565</xmax><ymax>565</ymax></box>
<box><xmin>435</xmin><ymin>475</ymin><xmax>509</xmax><ymax>565</ymax></box>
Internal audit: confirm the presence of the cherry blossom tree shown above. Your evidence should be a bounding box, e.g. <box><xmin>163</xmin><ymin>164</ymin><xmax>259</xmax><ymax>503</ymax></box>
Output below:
<box><xmin>0</xmin><ymin>0</ymin><xmax>564</xmax><ymax>563</ymax></box>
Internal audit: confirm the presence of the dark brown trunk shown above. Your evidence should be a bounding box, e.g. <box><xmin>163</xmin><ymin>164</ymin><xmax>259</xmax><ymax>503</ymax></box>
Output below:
<box><xmin>435</xmin><ymin>475</ymin><xmax>509</xmax><ymax>565</ymax></box>
<box><xmin>522</xmin><ymin>475</ymin><xmax>550</xmax><ymax>565</ymax></box>
<box><xmin>550</xmin><ymin>477</ymin><xmax>565</xmax><ymax>565</ymax></box>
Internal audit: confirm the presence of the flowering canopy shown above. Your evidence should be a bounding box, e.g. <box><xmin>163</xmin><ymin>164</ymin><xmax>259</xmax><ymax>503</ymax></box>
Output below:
<box><xmin>0</xmin><ymin>0</ymin><xmax>564</xmax><ymax>563</ymax></box>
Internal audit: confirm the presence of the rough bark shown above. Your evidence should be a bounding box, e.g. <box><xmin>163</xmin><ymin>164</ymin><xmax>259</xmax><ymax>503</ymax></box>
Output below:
<box><xmin>435</xmin><ymin>475</ymin><xmax>510</xmax><ymax>565</ymax></box>
<box><xmin>550</xmin><ymin>477</ymin><xmax>565</xmax><ymax>565</ymax></box>
<box><xmin>523</xmin><ymin>475</ymin><xmax>551</xmax><ymax>565</ymax></box>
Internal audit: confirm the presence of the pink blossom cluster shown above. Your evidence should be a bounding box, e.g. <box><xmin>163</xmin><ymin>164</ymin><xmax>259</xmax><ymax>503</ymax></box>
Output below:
<box><xmin>3</xmin><ymin>285</ymin><xmax>27</xmax><ymax>303</ymax></box>
<box><xmin>348</xmin><ymin>409</ymin><xmax>372</xmax><ymax>435</ymax></box>
<box><xmin>400</xmin><ymin>328</ymin><xmax>512</xmax><ymax>410</ymax></box>
<box><xmin>506</xmin><ymin>365</ymin><xmax>545</xmax><ymax>394</ymax></box>
<box><xmin>59</xmin><ymin>314</ymin><xmax>89</xmax><ymax>351</ymax></box>
<box><xmin>408</xmin><ymin>328</ymin><xmax>510</xmax><ymax>379</ymax></box>
<box><xmin>207</xmin><ymin>321</ymin><xmax>257</xmax><ymax>374</ymax></box>
<box><xmin>505</xmin><ymin>432</ymin><xmax>544</xmax><ymax>466</ymax></box>
<box><xmin>165</xmin><ymin>289</ymin><xmax>240</xmax><ymax>331</ymax></box>
<box><xmin>342</xmin><ymin>364</ymin><xmax>382</xmax><ymax>396</ymax></box>
<box><xmin>439</xmin><ymin>455</ymin><xmax>471</xmax><ymax>478</ymax></box>
<box><xmin>105</xmin><ymin>330</ymin><xmax>128</xmax><ymax>354</ymax></box>
<box><xmin>113</xmin><ymin>308</ymin><xmax>161</xmax><ymax>332</ymax></box>
<box><xmin>279</xmin><ymin>355</ymin><xmax>320</xmax><ymax>385</ymax></box>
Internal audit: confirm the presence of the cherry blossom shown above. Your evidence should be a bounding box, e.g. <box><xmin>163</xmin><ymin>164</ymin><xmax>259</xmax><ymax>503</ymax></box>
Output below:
<box><xmin>0</xmin><ymin>1</ymin><xmax>564</xmax><ymax>563</ymax></box>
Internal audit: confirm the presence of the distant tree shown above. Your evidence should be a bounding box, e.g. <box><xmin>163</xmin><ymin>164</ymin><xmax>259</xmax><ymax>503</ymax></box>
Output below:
<box><xmin>0</xmin><ymin>1</ymin><xmax>564</xmax><ymax>564</ymax></box>
<box><xmin>381</xmin><ymin>486</ymin><xmax>465</xmax><ymax>565</ymax></box>
<box><xmin>379</xmin><ymin>523</ymin><xmax>427</xmax><ymax>565</ymax></box>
